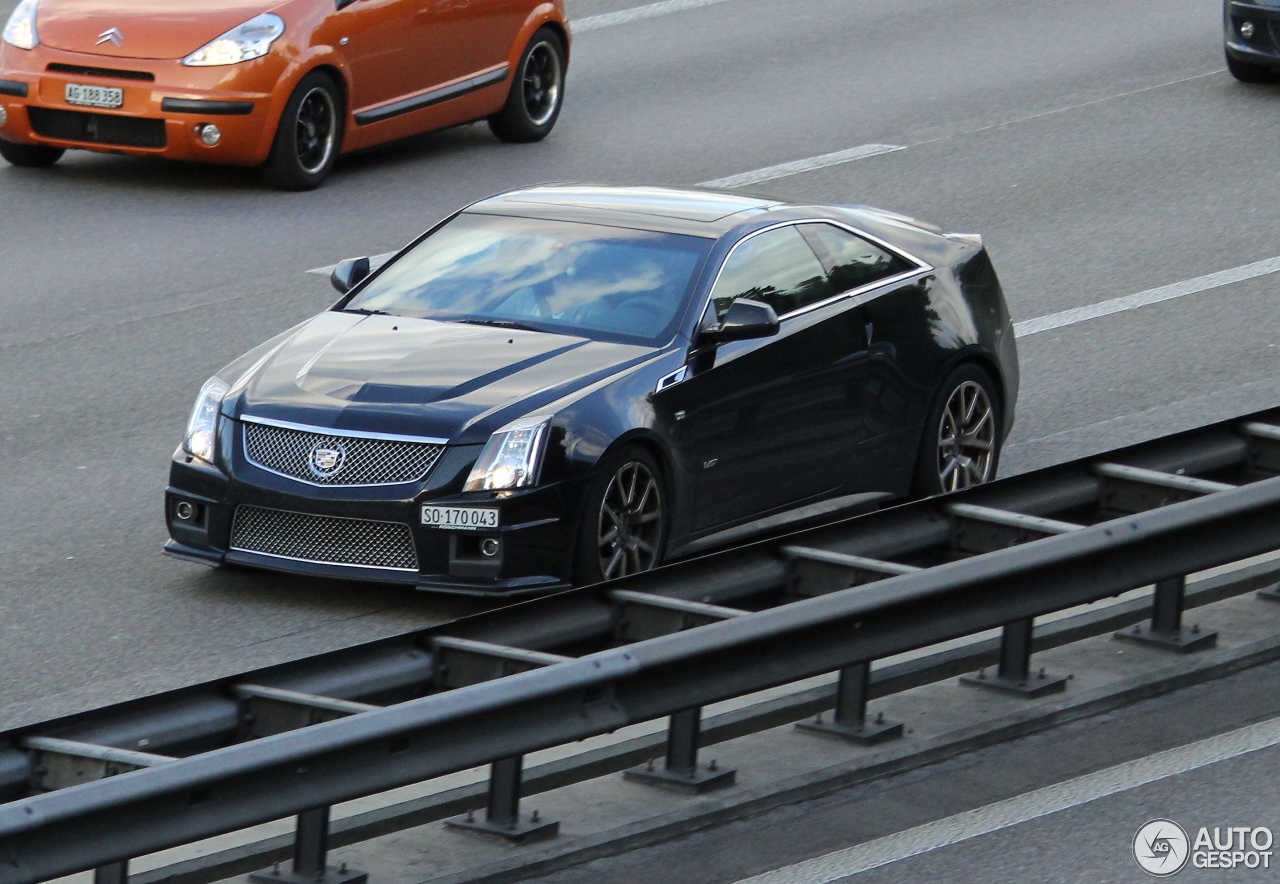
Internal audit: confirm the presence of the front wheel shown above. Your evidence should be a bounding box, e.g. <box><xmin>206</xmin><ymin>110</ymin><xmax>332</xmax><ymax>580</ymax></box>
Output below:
<box><xmin>912</xmin><ymin>363</ymin><xmax>1003</xmax><ymax>497</ymax></box>
<box><xmin>261</xmin><ymin>71</ymin><xmax>344</xmax><ymax>191</ymax></box>
<box><xmin>575</xmin><ymin>446</ymin><xmax>667</xmax><ymax>584</ymax></box>
<box><xmin>489</xmin><ymin>28</ymin><xmax>566</xmax><ymax>143</ymax></box>
<box><xmin>0</xmin><ymin>138</ymin><xmax>64</xmax><ymax>167</ymax></box>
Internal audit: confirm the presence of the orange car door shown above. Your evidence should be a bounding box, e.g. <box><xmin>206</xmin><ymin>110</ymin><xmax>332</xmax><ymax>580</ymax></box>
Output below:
<box><xmin>336</xmin><ymin>0</ymin><xmax>472</xmax><ymax>111</ymax></box>
<box><xmin>461</xmin><ymin>0</ymin><xmax>528</xmax><ymax>73</ymax></box>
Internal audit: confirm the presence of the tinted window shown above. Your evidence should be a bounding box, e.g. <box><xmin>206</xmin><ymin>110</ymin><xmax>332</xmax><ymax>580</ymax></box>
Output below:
<box><xmin>803</xmin><ymin>223</ymin><xmax>913</xmax><ymax>293</ymax></box>
<box><xmin>709</xmin><ymin>226</ymin><xmax>833</xmax><ymax>320</ymax></box>
<box><xmin>345</xmin><ymin>214</ymin><xmax>713</xmax><ymax>345</ymax></box>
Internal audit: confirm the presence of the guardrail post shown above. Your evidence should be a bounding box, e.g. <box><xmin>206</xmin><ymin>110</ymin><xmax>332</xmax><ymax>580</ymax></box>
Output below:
<box><xmin>795</xmin><ymin>661</ymin><xmax>903</xmax><ymax>745</ymax></box>
<box><xmin>625</xmin><ymin>707</ymin><xmax>736</xmax><ymax>793</ymax></box>
<box><xmin>1257</xmin><ymin>583</ymin><xmax>1280</xmax><ymax>602</ymax></box>
<box><xmin>445</xmin><ymin>755</ymin><xmax>559</xmax><ymax>843</ymax></box>
<box><xmin>94</xmin><ymin>861</ymin><xmax>127</xmax><ymax>884</ymax></box>
<box><xmin>961</xmin><ymin>618</ymin><xmax>1068</xmax><ymax>697</ymax></box>
<box><xmin>1115</xmin><ymin>576</ymin><xmax>1218</xmax><ymax>653</ymax></box>
<box><xmin>249</xmin><ymin>807</ymin><xmax>366</xmax><ymax>884</ymax></box>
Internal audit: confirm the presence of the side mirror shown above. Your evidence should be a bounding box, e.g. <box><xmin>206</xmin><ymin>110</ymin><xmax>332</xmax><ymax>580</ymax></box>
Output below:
<box><xmin>331</xmin><ymin>256</ymin><xmax>371</xmax><ymax>295</ymax></box>
<box><xmin>698</xmin><ymin>298</ymin><xmax>780</xmax><ymax>345</ymax></box>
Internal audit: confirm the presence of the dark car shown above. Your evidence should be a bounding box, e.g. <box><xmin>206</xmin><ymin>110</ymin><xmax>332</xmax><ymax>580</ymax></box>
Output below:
<box><xmin>1224</xmin><ymin>0</ymin><xmax>1280</xmax><ymax>82</ymax></box>
<box><xmin>164</xmin><ymin>184</ymin><xmax>1019</xmax><ymax>595</ymax></box>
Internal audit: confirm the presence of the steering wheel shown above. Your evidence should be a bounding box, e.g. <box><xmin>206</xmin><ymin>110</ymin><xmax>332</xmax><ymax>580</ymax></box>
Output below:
<box><xmin>614</xmin><ymin>296</ymin><xmax>664</xmax><ymax>322</ymax></box>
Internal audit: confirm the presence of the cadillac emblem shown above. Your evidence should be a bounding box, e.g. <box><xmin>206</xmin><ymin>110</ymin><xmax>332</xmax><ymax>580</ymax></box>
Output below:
<box><xmin>308</xmin><ymin>442</ymin><xmax>347</xmax><ymax>479</ymax></box>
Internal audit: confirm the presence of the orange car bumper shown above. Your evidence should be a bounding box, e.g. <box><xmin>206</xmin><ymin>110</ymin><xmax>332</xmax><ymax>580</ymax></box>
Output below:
<box><xmin>0</xmin><ymin>44</ymin><xmax>287</xmax><ymax>165</ymax></box>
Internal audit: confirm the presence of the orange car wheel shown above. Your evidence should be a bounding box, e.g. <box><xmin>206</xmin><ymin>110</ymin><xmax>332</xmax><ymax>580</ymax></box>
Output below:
<box><xmin>261</xmin><ymin>70</ymin><xmax>344</xmax><ymax>192</ymax></box>
<box><xmin>489</xmin><ymin>27</ymin><xmax>566</xmax><ymax>144</ymax></box>
<box><xmin>0</xmin><ymin>138</ymin><xmax>64</xmax><ymax>168</ymax></box>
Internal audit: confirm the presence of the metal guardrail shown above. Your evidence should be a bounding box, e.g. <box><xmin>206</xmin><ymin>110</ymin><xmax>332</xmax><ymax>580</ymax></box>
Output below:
<box><xmin>4</xmin><ymin>408</ymin><xmax>1280</xmax><ymax>883</ymax></box>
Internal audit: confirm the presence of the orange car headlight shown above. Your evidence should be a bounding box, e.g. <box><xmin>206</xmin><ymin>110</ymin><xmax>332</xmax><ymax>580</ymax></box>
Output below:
<box><xmin>183</xmin><ymin>13</ymin><xmax>284</xmax><ymax>67</ymax></box>
<box><xmin>2</xmin><ymin>0</ymin><xmax>39</xmax><ymax>50</ymax></box>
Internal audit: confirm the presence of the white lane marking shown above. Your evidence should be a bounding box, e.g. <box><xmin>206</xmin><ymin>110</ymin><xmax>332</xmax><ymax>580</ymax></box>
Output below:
<box><xmin>1014</xmin><ymin>254</ymin><xmax>1280</xmax><ymax>337</ymax></box>
<box><xmin>733</xmin><ymin>715</ymin><xmax>1280</xmax><ymax>884</ymax></box>
<box><xmin>574</xmin><ymin>0</ymin><xmax>738</xmax><ymax>33</ymax></box>
<box><xmin>307</xmin><ymin>250</ymin><xmax>398</xmax><ymax>277</ymax></box>
<box><xmin>698</xmin><ymin>144</ymin><xmax>907</xmax><ymax>189</ymax></box>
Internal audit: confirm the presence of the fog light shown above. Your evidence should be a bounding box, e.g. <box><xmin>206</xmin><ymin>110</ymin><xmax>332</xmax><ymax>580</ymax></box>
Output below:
<box><xmin>0</xmin><ymin>106</ymin><xmax>7</xmax><ymax>126</ymax></box>
<box><xmin>480</xmin><ymin>537</ymin><xmax>501</xmax><ymax>557</ymax></box>
<box><xmin>1242</xmin><ymin>20</ymin><xmax>1256</xmax><ymax>38</ymax></box>
<box><xmin>197</xmin><ymin>123</ymin><xmax>221</xmax><ymax>146</ymax></box>
<box><xmin>175</xmin><ymin>501</ymin><xmax>198</xmax><ymax>522</ymax></box>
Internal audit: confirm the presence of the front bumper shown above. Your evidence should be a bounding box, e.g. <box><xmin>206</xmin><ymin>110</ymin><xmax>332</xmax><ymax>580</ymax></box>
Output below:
<box><xmin>1225</xmin><ymin>1</ymin><xmax>1280</xmax><ymax>66</ymax></box>
<box><xmin>164</xmin><ymin>431</ymin><xmax>589</xmax><ymax>596</ymax></box>
<box><xmin>0</xmin><ymin>43</ymin><xmax>283</xmax><ymax>164</ymax></box>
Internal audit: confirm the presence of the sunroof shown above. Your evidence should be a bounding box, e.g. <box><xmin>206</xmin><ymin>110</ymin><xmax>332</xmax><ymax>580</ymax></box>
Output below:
<box><xmin>501</xmin><ymin>185</ymin><xmax>780</xmax><ymax>222</ymax></box>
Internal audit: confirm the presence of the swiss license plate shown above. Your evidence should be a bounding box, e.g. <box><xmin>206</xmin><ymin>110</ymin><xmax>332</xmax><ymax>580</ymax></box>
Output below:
<box><xmin>65</xmin><ymin>83</ymin><xmax>123</xmax><ymax>109</ymax></box>
<box><xmin>421</xmin><ymin>505</ymin><xmax>499</xmax><ymax>531</ymax></box>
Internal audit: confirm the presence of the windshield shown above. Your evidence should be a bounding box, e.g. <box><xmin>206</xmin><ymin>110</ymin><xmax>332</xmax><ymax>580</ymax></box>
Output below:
<box><xmin>343</xmin><ymin>213</ymin><xmax>713</xmax><ymax>345</ymax></box>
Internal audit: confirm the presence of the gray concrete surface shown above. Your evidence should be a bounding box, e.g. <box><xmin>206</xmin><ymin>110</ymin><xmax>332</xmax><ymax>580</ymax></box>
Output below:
<box><xmin>1</xmin><ymin>0</ymin><xmax>1275</xmax><ymax>734</ymax></box>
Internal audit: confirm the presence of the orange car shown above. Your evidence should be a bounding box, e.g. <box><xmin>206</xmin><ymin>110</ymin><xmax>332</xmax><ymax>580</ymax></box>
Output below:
<box><xmin>0</xmin><ymin>0</ymin><xmax>568</xmax><ymax>188</ymax></box>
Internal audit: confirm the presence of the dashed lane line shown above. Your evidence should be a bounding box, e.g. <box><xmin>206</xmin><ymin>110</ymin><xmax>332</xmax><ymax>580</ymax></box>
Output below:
<box><xmin>697</xmin><ymin>144</ymin><xmax>906</xmax><ymax>189</ymax></box>
<box><xmin>730</xmin><ymin>715</ymin><xmax>1280</xmax><ymax>884</ymax></box>
<box><xmin>574</xmin><ymin>0</ymin><xmax>740</xmax><ymax>33</ymax></box>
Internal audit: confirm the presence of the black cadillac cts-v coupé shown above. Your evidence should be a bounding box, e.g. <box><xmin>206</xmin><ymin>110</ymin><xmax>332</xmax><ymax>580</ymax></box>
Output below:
<box><xmin>164</xmin><ymin>185</ymin><xmax>1019</xmax><ymax>594</ymax></box>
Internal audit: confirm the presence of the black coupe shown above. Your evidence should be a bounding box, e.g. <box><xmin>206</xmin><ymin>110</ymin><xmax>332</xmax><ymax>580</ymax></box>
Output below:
<box><xmin>165</xmin><ymin>185</ymin><xmax>1019</xmax><ymax>594</ymax></box>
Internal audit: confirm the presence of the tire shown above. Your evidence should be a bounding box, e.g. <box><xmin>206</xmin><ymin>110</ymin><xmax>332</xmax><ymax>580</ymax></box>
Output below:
<box><xmin>0</xmin><ymin>138</ymin><xmax>64</xmax><ymax>167</ymax></box>
<box><xmin>911</xmin><ymin>363</ymin><xmax>1003</xmax><ymax>497</ymax></box>
<box><xmin>574</xmin><ymin>445</ymin><xmax>668</xmax><ymax>585</ymax></box>
<box><xmin>1226</xmin><ymin>52</ymin><xmax>1279</xmax><ymax>84</ymax></box>
<box><xmin>261</xmin><ymin>71</ymin><xmax>344</xmax><ymax>191</ymax></box>
<box><xmin>488</xmin><ymin>27</ymin><xmax>566</xmax><ymax>143</ymax></box>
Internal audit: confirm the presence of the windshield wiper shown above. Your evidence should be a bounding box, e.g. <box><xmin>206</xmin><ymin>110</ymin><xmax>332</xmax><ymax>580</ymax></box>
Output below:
<box><xmin>452</xmin><ymin>317</ymin><xmax>547</xmax><ymax>333</ymax></box>
<box><xmin>343</xmin><ymin>307</ymin><xmax>394</xmax><ymax>316</ymax></box>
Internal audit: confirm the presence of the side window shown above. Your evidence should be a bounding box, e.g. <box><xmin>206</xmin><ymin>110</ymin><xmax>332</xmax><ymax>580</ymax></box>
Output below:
<box><xmin>802</xmin><ymin>223</ymin><xmax>913</xmax><ymax>294</ymax></box>
<box><xmin>709</xmin><ymin>226</ymin><xmax>834</xmax><ymax>320</ymax></box>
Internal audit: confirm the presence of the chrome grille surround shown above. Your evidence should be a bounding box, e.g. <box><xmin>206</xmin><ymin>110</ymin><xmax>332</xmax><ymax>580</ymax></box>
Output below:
<box><xmin>242</xmin><ymin>416</ymin><xmax>446</xmax><ymax>487</ymax></box>
<box><xmin>230</xmin><ymin>505</ymin><xmax>419</xmax><ymax>571</ymax></box>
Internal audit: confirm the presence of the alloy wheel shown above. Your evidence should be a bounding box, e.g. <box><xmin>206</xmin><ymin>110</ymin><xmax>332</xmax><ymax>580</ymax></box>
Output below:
<box><xmin>936</xmin><ymin>380</ymin><xmax>996</xmax><ymax>492</ymax></box>
<box><xmin>295</xmin><ymin>87</ymin><xmax>336</xmax><ymax>175</ymax></box>
<box><xmin>597</xmin><ymin>460</ymin><xmax>663</xmax><ymax>580</ymax></box>
<box><xmin>521</xmin><ymin>41</ymin><xmax>562</xmax><ymax>127</ymax></box>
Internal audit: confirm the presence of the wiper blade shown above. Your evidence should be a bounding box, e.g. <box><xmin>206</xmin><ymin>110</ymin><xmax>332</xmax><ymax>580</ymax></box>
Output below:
<box><xmin>343</xmin><ymin>307</ymin><xmax>394</xmax><ymax>316</ymax></box>
<box><xmin>452</xmin><ymin>317</ymin><xmax>545</xmax><ymax>333</ymax></box>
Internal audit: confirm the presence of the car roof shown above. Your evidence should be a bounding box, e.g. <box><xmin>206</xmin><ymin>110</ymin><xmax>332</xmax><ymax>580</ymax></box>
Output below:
<box><xmin>466</xmin><ymin>184</ymin><xmax>789</xmax><ymax>237</ymax></box>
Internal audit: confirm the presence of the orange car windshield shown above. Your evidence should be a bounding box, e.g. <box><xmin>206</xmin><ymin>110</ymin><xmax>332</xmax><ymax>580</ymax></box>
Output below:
<box><xmin>344</xmin><ymin>213</ymin><xmax>712</xmax><ymax>346</ymax></box>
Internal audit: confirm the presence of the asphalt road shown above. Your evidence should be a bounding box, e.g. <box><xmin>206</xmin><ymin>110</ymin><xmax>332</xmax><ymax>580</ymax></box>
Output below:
<box><xmin>524</xmin><ymin>660</ymin><xmax>1280</xmax><ymax>884</ymax></box>
<box><xmin>1</xmin><ymin>0</ymin><xmax>1277</xmax><ymax>728</ymax></box>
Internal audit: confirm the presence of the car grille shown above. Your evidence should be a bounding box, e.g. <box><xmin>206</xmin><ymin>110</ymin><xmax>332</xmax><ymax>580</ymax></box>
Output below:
<box><xmin>230</xmin><ymin>506</ymin><xmax>419</xmax><ymax>571</ymax></box>
<box><xmin>27</xmin><ymin>107</ymin><xmax>166</xmax><ymax>148</ymax></box>
<box><xmin>243</xmin><ymin>420</ymin><xmax>445</xmax><ymax>487</ymax></box>
<box><xmin>46</xmin><ymin>63</ymin><xmax>155</xmax><ymax>82</ymax></box>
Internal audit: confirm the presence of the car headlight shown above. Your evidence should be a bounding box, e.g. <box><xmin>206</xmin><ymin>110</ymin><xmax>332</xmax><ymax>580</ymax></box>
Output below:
<box><xmin>464</xmin><ymin>415</ymin><xmax>552</xmax><ymax>492</ymax></box>
<box><xmin>2</xmin><ymin>0</ymin><xmax>39</xmax><ymax>50</ymax></box>
<box><xmin>183</xmin><ymin>377</ymin><xmax>229</xmax><ymax>464</ymax></box>
<box><xmin>183</xmin><ymin>13</ymin><xmax>284</xmax><ymax>66</ymax></box>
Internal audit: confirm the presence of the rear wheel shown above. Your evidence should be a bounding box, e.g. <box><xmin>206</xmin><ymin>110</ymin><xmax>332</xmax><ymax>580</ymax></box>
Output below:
<box><xmin>912</xmin><ymin>363</ymin><xmax>1002</xmax><ymax>497</ymax></box>
<box><xmin>488</xmin><ymin>28</ymin><xmax>566</xmax><ymax>143</ymax></box>
<box><xmin>1226</xmin><ymin>52</ymin><xmax>1279</xmax><ymax>83</ymax></box>
<box><xmin>0</xmin><ymin>138</ymin><xmax>64</xmax><ymax>167</ymax></box>
<box><xmin>575</xmin><ymin>446</ymin><xmax>667</xmax><ymax>584</ymax></box>
<box><xmin>261</xmin><ymin>71</ymin><xmax>343</xmax><ymax>191</ymax></box>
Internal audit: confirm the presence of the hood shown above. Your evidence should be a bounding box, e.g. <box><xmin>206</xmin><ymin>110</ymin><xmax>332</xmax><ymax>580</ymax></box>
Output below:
<box><xmin>228</xmin><ymin>312</ymin><xmax>654</xmax><ymax>443</ymax></box>
<box><xmin>37</xmin><ymin>0</ymin><xmax>277</xmax><ymax>60</ymax></box>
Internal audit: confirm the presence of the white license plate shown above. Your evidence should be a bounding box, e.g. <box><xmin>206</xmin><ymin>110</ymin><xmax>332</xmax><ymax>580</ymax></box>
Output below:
<box><xmin>65</xmin><ymin>83</ymin><xmax>123</xmax><ymax>109</ymax></box>
<box><xmin>421</xmin><ymin>505</ymin><xmax>499</xmax><ymax>531</ymax></box>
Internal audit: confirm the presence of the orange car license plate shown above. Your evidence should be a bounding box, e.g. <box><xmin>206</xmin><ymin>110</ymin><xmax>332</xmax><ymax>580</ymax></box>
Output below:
<box><xmin>65</xmin><ymin>83</ymin><xmax>123</xmax><ymax>109</ymax></box>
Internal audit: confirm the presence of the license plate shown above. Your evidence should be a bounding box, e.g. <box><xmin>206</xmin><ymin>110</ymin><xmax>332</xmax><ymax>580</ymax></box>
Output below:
<box><xmin>65</xmin><ymin>83</ymin><xmax>123</xmax><ymax>109</ymax></box>
<box><xmin>421</xmin><ymin>505</ymin><xmax>499</xmax><ymax>530</ymax></box>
